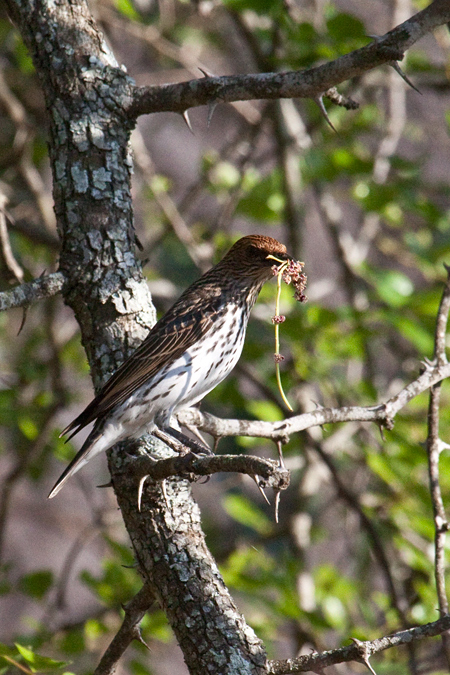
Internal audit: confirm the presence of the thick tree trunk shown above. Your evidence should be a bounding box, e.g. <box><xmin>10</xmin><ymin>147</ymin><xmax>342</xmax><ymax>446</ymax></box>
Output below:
<box><xmin>4</xmin><ymin>0</ymin><xmax>267</xmax><ymax>672</ymax></box>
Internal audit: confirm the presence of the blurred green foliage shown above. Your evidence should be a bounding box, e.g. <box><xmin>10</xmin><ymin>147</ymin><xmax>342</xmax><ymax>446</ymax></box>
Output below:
<box><xmin>1</xmin><ymin>0</ymin><xmax>450</xmax><ymax>673</ymax></box>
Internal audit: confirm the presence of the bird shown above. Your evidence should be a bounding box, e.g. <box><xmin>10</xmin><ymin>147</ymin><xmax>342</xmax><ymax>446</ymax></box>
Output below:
<box><xmin>48</xmin><ymin>234</ymin><xmax>293</xmax><ymax>498</ymax></box>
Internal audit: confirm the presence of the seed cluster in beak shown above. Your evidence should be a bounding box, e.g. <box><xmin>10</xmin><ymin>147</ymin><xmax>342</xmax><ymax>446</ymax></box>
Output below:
<box><xmin>270</xmin><ymin>258</ymin><xmax>307</xmax><ymax>411</ymax></box>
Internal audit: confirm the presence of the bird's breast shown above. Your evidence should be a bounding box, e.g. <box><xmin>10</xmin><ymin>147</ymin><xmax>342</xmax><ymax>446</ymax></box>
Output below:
<box><xmin>111</xmin><ymin>301</ymin><xmax>250</xmax><ymax>430</ymax></box>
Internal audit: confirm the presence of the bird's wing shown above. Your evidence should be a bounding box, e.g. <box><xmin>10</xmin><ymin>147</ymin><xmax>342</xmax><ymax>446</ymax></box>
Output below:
<box><xmin>62</xmin><ymin>290</ymin><xmax>221</xmax><ymax>438</ymax></box>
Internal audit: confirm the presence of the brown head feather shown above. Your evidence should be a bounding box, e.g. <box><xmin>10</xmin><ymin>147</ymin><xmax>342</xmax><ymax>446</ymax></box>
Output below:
<box><xmin>224</xmin><ymin>234</ymin><xmax>287</xmax><ymax>258</ymax></box>
<box><xmin>216</xmin><ymin>235</ymin><xmax>289</xmax><ymax>282</ymax></box>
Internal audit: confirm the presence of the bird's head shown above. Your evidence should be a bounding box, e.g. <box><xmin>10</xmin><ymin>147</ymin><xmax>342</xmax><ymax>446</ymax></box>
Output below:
<box><xmin>220</xmin><ymin>234</ymin><xmax>293</xmax><ymax>283</ymax></box>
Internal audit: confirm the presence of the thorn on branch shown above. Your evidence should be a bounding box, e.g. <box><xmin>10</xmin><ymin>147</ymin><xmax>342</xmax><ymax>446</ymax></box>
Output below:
<box><xmin>181</xmin><ymin>109</ymin><xmax>194</xmax><ymax>134</ymax></box>
<box><xmin>198</xmin><ymin>67</ymin><xmax>214</xmax><ymax>78</ymax></box>
<box><xmin>389</xmin><ymin>61</ymin><xmax>422</xmax><ymax>94</ymax></box>
<box><xmin>314</xmin><ymin>95</ymin><xmax>337</xmax><ymax>132</ymax></box>
<box><xmin>206</xmin><ymin>101</ymin><xmax>218</xmax><ymax>128</ymax></box>
<box><xmin>437</xmin><ymin>439</ymin><xmax>450</xmax><ymax>454</ymax></box>
<box><xmin>17</xmin><ymin>306</ymin><xmax>28</xmax><ymax>335</ymax></box>
<box><xmin>274</xmin><ymin>490</ymin><xmax>281</xmax><ymax>524</ymax></box>
<box><xmin>420</xmin><ymin>357</ymin><xmax>437</xmax><ymax>373</ymax></box>
<box><xmin>312</xmin><ymin>399</ymin><xmax>324</xmax><ymax>410</ymax></box>
<box><xmin>276</xmin><ymin>440</ymin><xmax>286</xmax><ymax>470</ymax></box>
<box><xmin>253</xmin><ymin>475</ymin><xmax>271</xmax><ymax>505</ymax></box>
<box><xmin>350</xmin><ymin>638</ymin><xmax>378</xmax><ymax>675</ymax></box>
<box><xmin>138</xmin><ymin>474</ymin><xmax>149</xmax><ymax>512</ymax></box>
<box><xmin>132</xmin><ymin>626</ymin><xmax>150</xmax><ymax>650</ymax></box>
<box><xmin>134</xmin><ymin>233</ymin><xmax>144</xmax><ymax>251</ymax></box>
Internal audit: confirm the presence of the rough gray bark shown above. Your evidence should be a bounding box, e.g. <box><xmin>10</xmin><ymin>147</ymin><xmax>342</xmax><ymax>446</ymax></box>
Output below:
<box><xmin>4</xmin><ymin>0</ymin><xmax>267</xmax><ymax>672</ymax></box>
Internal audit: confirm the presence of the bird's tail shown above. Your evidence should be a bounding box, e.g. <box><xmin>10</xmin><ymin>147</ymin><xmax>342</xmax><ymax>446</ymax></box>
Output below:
<box><xmin>48</xmin><ymin>426</ymin><xmax>106</xmax><ymax>499</ymax></box>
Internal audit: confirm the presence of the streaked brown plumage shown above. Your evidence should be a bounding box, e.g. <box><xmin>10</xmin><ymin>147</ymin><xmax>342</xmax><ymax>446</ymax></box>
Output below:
<box><xmin>49</xmin><ymin>235</ymin><xmax>292</xmax><ymax>498</ymax></box>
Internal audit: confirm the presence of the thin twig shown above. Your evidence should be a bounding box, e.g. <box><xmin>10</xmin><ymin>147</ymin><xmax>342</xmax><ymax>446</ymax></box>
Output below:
<box><xmin>433</xmin><ymin>265</ymin><xmax>450</xmax><ymax>366</ymax></box>
<box><xmin>267</xmin><ymin>613</ymin><xmax>450</xmax><ymax>674</ymax></box>
<box><xmin>93</xmin><ymin>585</ymin><xmax>155</xmax><ymax>675</ymax></box>
<box><xmin>0</xmin><ymin>194</ymin><xmax>24</xmax><ymax>283</ymax></box>
<box><xmin>426</xmin><ymin>267</ymin><xmax>450</xmax><ymax>666</ymax></box>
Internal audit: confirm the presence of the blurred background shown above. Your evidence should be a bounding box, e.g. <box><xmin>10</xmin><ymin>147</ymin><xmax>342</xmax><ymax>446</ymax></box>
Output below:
<box><xmin>1</xmin><ymin>0</ymin><xmax>450</xmax><ymax>673</ymax></box>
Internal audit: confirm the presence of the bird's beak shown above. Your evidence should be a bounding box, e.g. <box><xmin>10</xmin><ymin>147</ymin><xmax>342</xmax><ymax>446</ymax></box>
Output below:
<box><xmin>266</xmin><ymin>253</ymin><xmax>294</xmax><ymax>265</ymax></box>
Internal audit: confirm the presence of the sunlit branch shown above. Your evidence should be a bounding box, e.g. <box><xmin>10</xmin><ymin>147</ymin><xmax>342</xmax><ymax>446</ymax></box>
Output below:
<box><xmin>178</xmin><ymin>359</ymin><xmax>450</xmax><ymax>441</ymax></box>
<box><xmin>128</xmin><ymin>1</ymin><xmax>450</xmax><ymax>118</ymax></box>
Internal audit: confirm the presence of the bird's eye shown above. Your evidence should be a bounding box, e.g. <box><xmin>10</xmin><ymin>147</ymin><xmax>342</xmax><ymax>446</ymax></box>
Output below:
<box><xmin>248</xmin><ymin>246</ymin><xmax>265</xmax><ymax>259</ymax></box>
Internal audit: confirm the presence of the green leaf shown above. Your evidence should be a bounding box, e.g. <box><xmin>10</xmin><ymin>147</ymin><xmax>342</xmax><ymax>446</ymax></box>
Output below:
<box><xmin>18</xmin><ymin>571</ymin><xmax>53</xmax><ymax>599</ymax></box>
<box><xmin>221</xmin><ymin>0</ymin><xmax>280</xmax><ymax>14</ymax></box>
<box><xmin>322</xmin><ymin>595</ymin><xmax>346</xmax><ymax>629</ymax></box>
<box><xmin>18</xmin><ymin>416</ymin><xmax>40</xmax><ymax>441</ymax></box>
<box><xmin>326</xmin><ymin>13</ymin><xmax>365</xmax><ymax>41</ymax></box>
<box><xmin>375</xmin><ymin>271</ymin><xmax>414</xmax><ymax>307</ymax></box>
<box><xmin>113</xmin><ymin>0</ymin><xmax>141</xmax><ymax>20</ymax></box>
<box><xmin>13</xmin><ymin>34</ymin><xmax>35</xmax><ymax>74</ymax></box>
<box><xmin>15</xmin><ymin>644</ymin><xmax>68</xmax><ymax>673</ymax></box>
<box><xmin>210</xmin><ymin>161</ymin><xmax>241</xmax><ymax>189</ymax></box>
<box><xmin>236</xmin><ymin>171</ymin><xmax>285</xmax><ymax>222</ymax></box>
<box><xmin>223</xmin><ymin>494</ymin><xmax>273</xmax><ymax>535</ymax></box>
<box><xmin>58</xmin><ymin>629</ymin><xmax>85</xmax><ymax>656</ymax></box>
<box><xmin>247</xmin><ymin>399</ymin><xmax>284</xmax><ymax>422</ymax></box>
<box><xmin>391</xmin><ymin>314</ymin><xmax>434</xmax><ymax>354</ymax></box>
<box><xmin>0</xmin><ymin>642</ymin><xmax>17</xmax><ymax>658</ymax></box>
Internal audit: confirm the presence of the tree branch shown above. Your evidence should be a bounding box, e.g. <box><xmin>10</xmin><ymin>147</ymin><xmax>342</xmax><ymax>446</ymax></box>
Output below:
<box><xmin>267</xmin><ymin>613</ymin><xmax>450</xmax><ymax>674</ymax></box>
<box><xmin>426</xmin><ymin>266</ymin><xmax>450</xmax><ymax>666</ymax></box>
<box><xmin>94</xmin><ymin>585</ymin><xmax>155</xmax><ymax>675</ymax></box>
<box><xmin>127</xmin><ymin>453</ymin><xmax>290</xmax><ymax>492</ymax></box>
<box><xmin>128</xmin><ymin>0</ymin><xmax>450</xmax><ymax>118</ymax></box>
<box><xmin>178</xmin><ymin>359</ymin><xmax>450</xmax><ymax>441</ymax></box>
<box><xmin>0</xmin><ymin>272</ymin><xmax>65</xmax><ymax>311</ymax></box>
